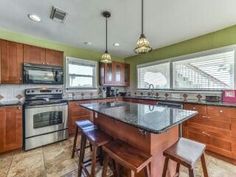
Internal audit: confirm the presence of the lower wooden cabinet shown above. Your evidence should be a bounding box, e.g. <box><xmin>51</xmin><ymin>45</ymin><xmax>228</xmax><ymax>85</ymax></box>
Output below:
<box><xmin>183</xmin><ymin>103</ymin><xmax>236</xmax><ymax>160</ymax></box>
<box><xmin>123</xmin><ymin>98</ymin><xmax>157</xmax><ymax>105</ymax></box>
<box><xmin>0</xmin><ymin>106</ymin><xmax>22</xmax><ymax>153</ymax></box>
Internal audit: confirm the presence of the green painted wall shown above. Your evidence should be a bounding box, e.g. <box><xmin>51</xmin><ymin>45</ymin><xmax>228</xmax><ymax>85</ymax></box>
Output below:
<box><xmin>0</xmin><ymin>28</ymin><xmax>124</xmax><ymax>62</ymax></box>
<box><xmin>125</xmin><ymin>24</ymin><xmax>236</xmax><ymax>89</ymax></box>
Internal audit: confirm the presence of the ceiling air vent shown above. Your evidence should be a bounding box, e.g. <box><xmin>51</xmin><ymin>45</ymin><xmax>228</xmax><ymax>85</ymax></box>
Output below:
<box><xmin>50</xmin><ymin>6</ymin><xmax>67</xmax><ymax>23</ymax></box>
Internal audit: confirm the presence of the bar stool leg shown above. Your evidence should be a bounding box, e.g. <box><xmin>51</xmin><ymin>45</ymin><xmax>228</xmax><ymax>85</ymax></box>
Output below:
<box><xmin>176</xmin><ymin>163</ymin><xmax>180</xmax><ymax>177</ymax></box>
<box><xmin>188</xmin><ymin>168</ymin><xmax>195</xmax><ymax>177</ymax></box>
<box><xmin>144</xmin><ymin>163</ymin><xmax>151</xmax><ymax>177</ymax></box>
<box><xmin>102</xmin><ymin>153</ymin><xmax>109</xmax><ymax>177</ymax></box>
<box><xmin>78</xmin><ymin>134</ymin><xmax>86</xmax><ymax>177</ymax></box>
<box><xmin>91</xmin><ymin>145</ymin><xmax>98</xmax><ymax>177</ymax></box>
<box><xmin>201</xmin><ymin>154</ymin><xmax>209</xmax><ymax>177</ymax></box>
<box><xmin>162</xmin><ymin>157</ymin><xmax>169</xmax><ymax>177</ymax></box>
<box><xmin>71</xmin><ymin>126</ymin><xmax>79</xmax><ymax>158</ymax></box>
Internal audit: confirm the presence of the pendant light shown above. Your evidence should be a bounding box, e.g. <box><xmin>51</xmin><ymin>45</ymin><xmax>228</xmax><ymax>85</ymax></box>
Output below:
<box><xmin>101</xmin><ymin>11</ymin><xmax>112</xmax><ymax>63</ymax></box>
<box><xmin>134</xmin><ymin>0</ymin><xmax>152</xmax><ymax>54</ymax></box>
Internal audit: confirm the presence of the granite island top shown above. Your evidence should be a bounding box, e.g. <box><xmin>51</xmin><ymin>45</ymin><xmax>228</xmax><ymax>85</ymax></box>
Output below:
<box><xmin>81</xmin><ymin>102</ymin><xmax>198</xmax><ymax>134</ymax></box>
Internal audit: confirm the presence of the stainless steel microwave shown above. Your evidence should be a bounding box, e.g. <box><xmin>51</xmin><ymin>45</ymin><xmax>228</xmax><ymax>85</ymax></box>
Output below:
<box><xmin>23</xmin><ymin>63</ymin><xmax>63</xmax><ymax>84</ymax></box>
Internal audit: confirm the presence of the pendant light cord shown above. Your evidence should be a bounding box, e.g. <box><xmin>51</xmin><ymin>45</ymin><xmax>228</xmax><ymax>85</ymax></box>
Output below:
<box><xmin>105</xmin><ymin>17</ymin><xmax>108</xmax><ymax>53</ymax></box>
<box><xmin>141</xmin><ymin>0</ymin><xmax>144</xmax><ymax>35</ymax></box>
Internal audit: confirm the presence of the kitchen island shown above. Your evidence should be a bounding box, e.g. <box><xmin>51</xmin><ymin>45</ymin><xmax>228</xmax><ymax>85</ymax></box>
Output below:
<box><xmin>81</xmin><ymin>102</ymin><xmax>198</xmax><ymax>177</ymax></box>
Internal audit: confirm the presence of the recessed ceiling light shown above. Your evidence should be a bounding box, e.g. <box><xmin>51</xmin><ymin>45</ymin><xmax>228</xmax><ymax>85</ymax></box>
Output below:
<box><xmin>113</xmin><ymin>42</ymin><xmax>120</xmax><ymax>47</ymax></box>
<box><xmin>28</xmin><ymin>14</ymin><xmax>41</xmax><ymax>22</ymax></box>
<box><xmin>84</xmin><ymin>42</ymin><xmax>92</xmax><ymax>45</ymax></box>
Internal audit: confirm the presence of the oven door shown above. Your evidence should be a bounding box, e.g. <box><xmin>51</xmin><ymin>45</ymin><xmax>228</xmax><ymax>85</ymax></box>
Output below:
<box><xmin>24</xmin><ymin>103</ymin><xmax>68</xmax><ymax>138</ymax></box>
<box><xmin>23</xmin><ymin>64</ymin><xmax>63</xmax><ymax>84</ymax></box>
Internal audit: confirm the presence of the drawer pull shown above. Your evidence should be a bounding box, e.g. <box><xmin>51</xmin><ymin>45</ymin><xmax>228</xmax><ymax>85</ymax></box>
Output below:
<box><xmin>202</xmin><ymin>131</ymin><xmax>210</xmax><ymax>136</ymax></box>
<box><xmin>202</xmin><ymin>115</ymin><xmax>208</xmax><ymax>118</ymax></box>
<box><xmin>219</xmin><ymin>110</ymin><xmax>223</xmax><ymax>113</ymax></box>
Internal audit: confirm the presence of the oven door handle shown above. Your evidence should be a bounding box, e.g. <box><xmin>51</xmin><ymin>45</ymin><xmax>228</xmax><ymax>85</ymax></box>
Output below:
<box><xmin>25</xmin><ymin>102</ymin><xmax>68</xmax><ymax>109</ymax></box>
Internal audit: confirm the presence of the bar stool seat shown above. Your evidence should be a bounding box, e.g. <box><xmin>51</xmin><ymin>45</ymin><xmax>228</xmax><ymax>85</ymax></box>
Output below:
<box><xmin>162</xmin><ymin>138</ymin><xmax>208</xmax><ymax>177</ymax></box>
<box><xmin>78</xmin><ymin>127</ymin><xmax>111</xmax><ymax>177</ymax></box>
<box><xmin>71</xmin><ymin>120</ymin><xmax>97</xmax><ymax>158</ymax></box>
<box><xmin>102</xmin><ymin>140</ymin><xmax>152</xmax><ymax>177</ymax></box>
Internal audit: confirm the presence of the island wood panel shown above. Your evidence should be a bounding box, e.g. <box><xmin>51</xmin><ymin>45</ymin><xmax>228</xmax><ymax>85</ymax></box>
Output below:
<box><xmin>45</xmin><ymin>49</ymin><xmax>63</xmax><ymax>66</ymax></box>
<box><xmin>122</xmin><ymin>98</ymin><xmax>157</xmax><ymax>105</ymax></box>
<box><xmin>1</xmin><ymin>40</ymin><xmax>23</xmax><ymax>84</ymax></box>
<box><xmin>23</xmin><ymin>44</ymin><xmax>46</xmax><ymax>64</ymax></box>
<box><xmin>0</xmin><ymin>106</ymin><xmax>22</xmax><ymax>153</ymax></box>
<box><xmin>94</xmin><ymin>112</ymin><xmax>178</xmax><ymax>177</ymax></box>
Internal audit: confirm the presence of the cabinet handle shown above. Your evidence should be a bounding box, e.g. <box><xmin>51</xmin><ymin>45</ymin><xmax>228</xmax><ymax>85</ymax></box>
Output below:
<box><xmin>202</xmin><ymin>131</ymin><xmax>210</xmax><ymax>136</ymax></box>
<box><xmin>17</xmin><ymin>107</ymin><xmax>21</xmax><ymax>110</ymax></box>
<box><xmin>202</xmin><ymin>115</ymin><xmax>208</xmax><ymax>118</ymax></box>
<box><xmin>219</xmin><ymin>110</ymin><xmax>223</xmax><ymax>113</ymax></box>
<box><xmin>192</xmin><ymin>107</ymin><xmax>196</xmax><ymax>110</ymax></box>
<box><xmin>19</xmin><ymin>78</ymin><xmax>22</xmax><ymax>81</ymax></box>
<box><xmin>42</xmin><ymin>62</ymin><xmax>45</xmax><ymax>64</ymax></box>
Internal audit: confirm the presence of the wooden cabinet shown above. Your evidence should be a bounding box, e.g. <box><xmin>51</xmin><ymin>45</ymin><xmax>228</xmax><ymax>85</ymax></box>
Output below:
<box><xmin>100</xmin><ymin>61</ymin><xmax>130</xmax><ymax>86</ymax></box>
<box><xmin>0</xmin><ymin>106</ymin><xmax>22</xmax><ymax>153</ymax></box>
<box><xmin>183</xmin><ymin>103</ymin><xmax>236</xmax><ymax>160</ymax></box>
<box><xmin>1</xmin><ymin>40</ymin><xmax>23</xmax><ymax>84</ymax></box>
<box><xmin>24</xmin><ymin>45</ymin><xmax>63</xmax><ymax>66</ymax></box>
<box><xmin>45</xmin><ymin>49</ymin><xmax>63</xmax><ymax>66</ymax></box>
<box><xmin>123</xmin><ymin>98</ymin><xmax>157</xmax><ymax>105</ymax></box>
<box><xmin>68</xmin><ymin>101</ymin><xmax>94</xmax><ymax>135</ymax></box>
<box><xmin>24</xmin><ymin>45</ymin><xmax>46</xmax><ymax>64</ymax></box>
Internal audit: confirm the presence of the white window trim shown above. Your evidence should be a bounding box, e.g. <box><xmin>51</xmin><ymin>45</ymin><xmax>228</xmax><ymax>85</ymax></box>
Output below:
<box><xmin>65</xmin><ymin>57</ymin><xmax>98</xmax><ymax>90</ymax></box>
<box><xmin>137</xmin><ymin>45</ymin><xmax>236</xmax><ymax>90</ymax></box>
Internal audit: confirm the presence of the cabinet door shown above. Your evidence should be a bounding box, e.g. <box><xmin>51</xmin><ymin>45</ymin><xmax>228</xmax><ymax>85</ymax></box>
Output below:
<box><xmin>45</xmin><ymin>49</ymin><xmax>63</xmax><ymax>66</ymax></box>
<box><xmin>104</xmin><ymin>63</ymin><xmax>113</xmax><ymax>85</ymax></box>
<box><xmin>0</xmin><ymin>40</ymin><xmax>2</xmax><ymax>83</ymax></box>
<box><xmin>112</xmin><ymin>62</ymin><xmax>124</xmax><ymax>85</ymax></box>
<box><xmin>124</xmin><ymin>63</ymin><xmax>130</xmax><ymax>86</ymax></box>
<box><xmin>1</xmin><ymin>40</ymin><xmax>23</xmax><ymax>84</ymax></box>
<box><xmin>68</xmin><ymin>101</ymin><xmax>93</xmax><ymax>135</ymax></box>
<box><xmin>0</xmin><ymin>106</ymin><xmax>22</xmax><ymax>153</ymax></box>
<box><xmin>24</xmin><ymin>44</ymin><xmax>46</xmax><ymax>64</ymax></box>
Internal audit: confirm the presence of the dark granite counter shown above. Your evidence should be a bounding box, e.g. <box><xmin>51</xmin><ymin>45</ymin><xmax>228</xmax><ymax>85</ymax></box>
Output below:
<box><xmin>124</xmin><ymin>96</ymin><xmax>236</xmax><ymax>107</ymax></box>
<box><xmin>66</xmin><ymin>96</ymin><xmax>121</xmax><ymax>101</ymax></box>
<box><xmin>81</xmin><ymin>102</ymin><xmax>198</xmax><ymax>134</ymax></box>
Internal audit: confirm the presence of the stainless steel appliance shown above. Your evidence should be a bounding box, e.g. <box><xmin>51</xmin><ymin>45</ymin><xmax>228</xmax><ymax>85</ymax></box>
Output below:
<box><xmin>23</xmin><ymin>63</ymin><xmax>63</xmax><ymax>84</ymax></box>
<box><xmin>24</xmin><ymin>88</ymin><xmax>68</xmax><ymax>150</ymax></box>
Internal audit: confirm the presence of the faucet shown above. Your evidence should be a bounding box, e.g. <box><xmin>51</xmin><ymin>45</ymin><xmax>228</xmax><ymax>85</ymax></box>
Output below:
<box><xmin>148</xmin><ymin>84</ymin><xmax>155</xmax><ymax>97</ymax></box>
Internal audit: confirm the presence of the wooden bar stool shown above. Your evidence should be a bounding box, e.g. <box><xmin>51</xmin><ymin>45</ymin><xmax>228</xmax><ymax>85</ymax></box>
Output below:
<box><xmin>102</xmin><ymin>140</ymin><xmax>152</xmax><ymax>177</ymax></box>
<box><xmin>71</xmin><ymin>120</ymin><xmax>97</xmax><ymax>158</ymax></box>
<box><xmin>162</xmin><ymin>138</ymin><xmax>208</xmax><ymax>177</ymax></box>
<box><xmin>78</xmin><ymin>127</ymin><xmax>111</xmax><ymax>177</ymax></box>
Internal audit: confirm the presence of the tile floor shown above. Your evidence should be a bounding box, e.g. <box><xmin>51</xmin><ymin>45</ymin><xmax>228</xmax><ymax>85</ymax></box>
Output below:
<box><xmin>0</xmin><ymin>137</ymin><xmax>236</xmax><ymax>177</ymax></box>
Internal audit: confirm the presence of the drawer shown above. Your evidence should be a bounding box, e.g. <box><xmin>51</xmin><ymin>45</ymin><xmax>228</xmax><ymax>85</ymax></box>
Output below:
<box><xmin>184</xmin><ymin>104</ymin><xmax>207</xmax><ymax>115</ymax></box>
<box><xmin>207</xmin><ymin>106</ymin><xmax>236</xmax><ymax>119</ymax></box>
<box><xmin>232</xmin><ymin>119</ymin><xmax>236</xmax><ymax>138</ymax></box>
<box><xmin>190</xmin><ymin>117</ymin><xmax>231</xmax><ymax>130</ymax></box>
<box><xmin>185</xmin><ymin>127</ymin><xmax>232</xmax><ymax>153</ymax></box>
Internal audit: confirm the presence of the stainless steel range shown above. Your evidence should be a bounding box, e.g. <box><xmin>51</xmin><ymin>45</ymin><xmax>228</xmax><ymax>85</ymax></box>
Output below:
<box><xmin>23</xmin><ymin>88</ymin><xmax>68</xmax><ymax>150</ymax></box>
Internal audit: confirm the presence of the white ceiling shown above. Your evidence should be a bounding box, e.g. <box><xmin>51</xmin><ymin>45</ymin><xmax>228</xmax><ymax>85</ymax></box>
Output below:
<box><xmin>0</xmin><ymin>0</ymin><xmax>236</xmax><ymax>57</ymax></box>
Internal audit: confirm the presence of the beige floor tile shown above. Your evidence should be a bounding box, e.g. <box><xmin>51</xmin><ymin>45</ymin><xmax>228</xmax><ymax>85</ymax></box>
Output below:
<box><xmin>0</xmin><ymin>152</ymin><xmax>13</xmax><ymax>177</ymax></box>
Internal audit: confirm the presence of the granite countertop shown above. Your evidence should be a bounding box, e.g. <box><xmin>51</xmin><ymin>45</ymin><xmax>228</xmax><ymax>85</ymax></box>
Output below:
<box><xmin>66</xmin><ymin>96</ymin><xmax>121</xmax><ymax>101</ymax></box>
<box><xmin>124</xmin><ymin>96</ymin><xmax>236</xmax><ymax>107</ymax></box>
<box><xmin>81</xmin><ymin>102</ymin><xmax>198</xmax><ymax>134</ymax></box>
<box><xmin>0</xmin><ymin>100</ymin><xmax>23</xmax><ymax>107</ymax></box>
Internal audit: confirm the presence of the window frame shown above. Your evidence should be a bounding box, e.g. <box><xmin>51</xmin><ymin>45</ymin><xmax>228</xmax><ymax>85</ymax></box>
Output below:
<box><xmin>137</xmin><ymin>45</ymin><xmax>236</xmax><ymax>91</ymax></box>
<box><xmin>65</xmin><ymin>57</ymin><xmax>98</xmax><ymax>90</ymax></box>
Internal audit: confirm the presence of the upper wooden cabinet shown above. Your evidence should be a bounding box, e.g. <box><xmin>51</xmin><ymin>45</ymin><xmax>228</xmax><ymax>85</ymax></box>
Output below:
<box><xmin>100</xmin><ymin>61</ymin><xmax>130</xmax><ymax>86</ymax></box>
<box><xmin>45</xmin><ymin>49</ymin><xmax>64</xmax><ymax>66</ymax></box>
<box><xmin>0</xmin><ymin>106</ymin><xmax>22</xmax><ymax>153</ymax></box>
<box><xmin>23</xmin><ymin>45</ymin><xmax>63</xmax><ymax>66</ymax></box>
<box><xmin>24</xmin><ymin>45</ymin><xmax>46</xmax><ymax>64</ymax></box>
<box><xmin>1</xmin><ymin>40</ymin><xmax>23</xmax><ymax>84</ymax></box>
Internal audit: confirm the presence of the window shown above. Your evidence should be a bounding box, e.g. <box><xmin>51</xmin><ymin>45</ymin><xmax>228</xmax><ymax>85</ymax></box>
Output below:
<box><xmin>137</xmin><ymin>62</ymin><xmax>170</xmax><ymax>89</ymax></box>
<box><xmin>66</xmin><ymin>57</ymin><xmax>97</xmax><ymax>89</ymax></box>
<box><xmin>137</xmin><ymin>45</ymin><xmax>236</xmax><ymax>90</ymax></box>
<box><xmin>173</xmin><ymin>50</ymin><xmax>235</xmax><ymax>89</ymax></box>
